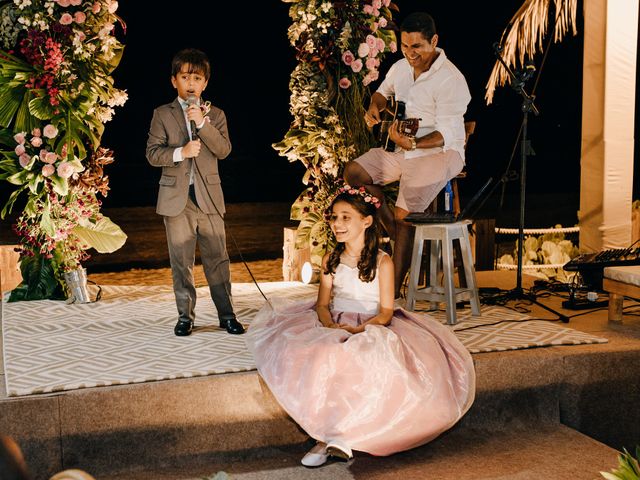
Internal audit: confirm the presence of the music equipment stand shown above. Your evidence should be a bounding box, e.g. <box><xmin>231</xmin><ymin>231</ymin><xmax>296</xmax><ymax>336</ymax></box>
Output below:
<box><xmin>491</xmin><ymin>44</ymin><xmax>569</xmax><ymax>323</ymax></box>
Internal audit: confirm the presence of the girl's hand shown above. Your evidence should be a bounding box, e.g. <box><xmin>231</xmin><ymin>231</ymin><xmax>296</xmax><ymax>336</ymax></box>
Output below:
<box><xmin>339</xmin><ymin>324</ymin><xmax>364</xmax><ymax>334</ymax></box>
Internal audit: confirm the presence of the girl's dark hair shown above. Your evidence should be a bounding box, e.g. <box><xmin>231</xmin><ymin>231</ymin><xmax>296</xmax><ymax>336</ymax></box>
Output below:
<box><xmin>324</xmin><ymin>192</ymin><xmax>381</xmax><ymax>282</ymax></box>
<box><xmin>171</xmin><ymin>48</ymin><xmax>211</xmax><ymax>80</ymax></box>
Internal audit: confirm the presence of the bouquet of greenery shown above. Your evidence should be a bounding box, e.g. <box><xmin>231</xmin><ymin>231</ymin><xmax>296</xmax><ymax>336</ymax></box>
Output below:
<box><xmin>0</xmin><ymin>0</ymin><xmax>127</xmax><ymax>300</ymax></box>
<box><xmin>274</xmin><ymin>0</ymin><xmax>397</xmax><ymax>266</ymax></box>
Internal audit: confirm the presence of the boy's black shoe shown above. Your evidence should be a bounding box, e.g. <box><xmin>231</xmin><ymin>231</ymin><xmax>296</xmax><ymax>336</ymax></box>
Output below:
<box><xmin>174</xmin><ymin>319</ymin><xmax>194</xmax><ymax>336</ymax></box>
<box><xmin>220</xmin><ymin>317</ymin><xmax>245</xmax><ymax>335</ymax></box>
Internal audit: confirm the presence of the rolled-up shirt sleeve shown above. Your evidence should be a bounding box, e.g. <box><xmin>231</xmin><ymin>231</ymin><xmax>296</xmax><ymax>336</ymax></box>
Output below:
<box><xmin>434</xmin><ymin>72</ymin><xmax>471</xmax><ymax>152</ymax></box>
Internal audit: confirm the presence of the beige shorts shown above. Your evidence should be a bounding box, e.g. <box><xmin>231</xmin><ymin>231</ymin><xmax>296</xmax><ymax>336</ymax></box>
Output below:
<box><xmin>355</xmin><ymin>148</ymin><xmax>464</xmax><ymax>212</ymax></box>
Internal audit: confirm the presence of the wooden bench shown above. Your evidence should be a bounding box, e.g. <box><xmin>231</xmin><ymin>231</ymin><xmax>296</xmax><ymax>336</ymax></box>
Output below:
<box><xmin>603</xmin><ymin>266</ymin><xmax>640</xmax><ymax>323</ymax></box>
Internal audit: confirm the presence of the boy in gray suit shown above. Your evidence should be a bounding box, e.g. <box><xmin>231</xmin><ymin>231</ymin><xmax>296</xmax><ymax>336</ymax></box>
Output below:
<box><xmin>146</xmin><ymin>48</ymin><xmax>244</xmax><ymax>336</ymax></box>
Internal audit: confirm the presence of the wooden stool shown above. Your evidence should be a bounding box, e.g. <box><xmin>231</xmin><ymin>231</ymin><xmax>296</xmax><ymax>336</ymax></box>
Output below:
<box><xmin>406</xmin><ymin>221</ymin><xmax>481</xmax><ymax>325</ymax></box>
<box><xmin>603</xmin><ymin>266</ymin><xmax>640</xmax><ymax>323</ymax></box>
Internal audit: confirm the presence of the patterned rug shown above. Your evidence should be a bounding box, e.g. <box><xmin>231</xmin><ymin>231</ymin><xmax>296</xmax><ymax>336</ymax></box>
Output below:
<box><xmin>2</xmin><ymin>282</ymin><xmax>607</xmax><ymax>397</ymax></box>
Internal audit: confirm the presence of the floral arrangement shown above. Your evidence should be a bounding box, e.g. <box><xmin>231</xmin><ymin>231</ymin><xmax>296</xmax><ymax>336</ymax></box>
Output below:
<box><xmin>0</xmin><ymin>0</ymin><xmax>127</xmax><ymax>300</ymax></box>
<box><xmin>497</xmin><ymin>225</ymin><xmax>580</xmax><ymax>283</ymax></box>
<box><xmin>274</xmin><ymin>0</ymin><xmax>397</xmax><ymax>266</ymax></box>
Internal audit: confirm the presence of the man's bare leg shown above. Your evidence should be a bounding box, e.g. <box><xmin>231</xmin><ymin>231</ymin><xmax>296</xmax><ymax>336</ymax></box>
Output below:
<box><xmin>344</xmin><ymin>161</ymin><xmax>396</xmax><ymax>239</ymax></box>
<box><xmin>393</xmin><ymin>207</ymin><xmax>415</xmax><ymax>298</ymax></box>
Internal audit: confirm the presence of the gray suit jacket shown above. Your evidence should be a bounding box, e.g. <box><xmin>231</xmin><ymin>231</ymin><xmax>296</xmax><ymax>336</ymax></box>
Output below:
<box><xmin>146</xmin><ymin>99</ymin><xmax>231</xmax><ymax>217</ymax></box>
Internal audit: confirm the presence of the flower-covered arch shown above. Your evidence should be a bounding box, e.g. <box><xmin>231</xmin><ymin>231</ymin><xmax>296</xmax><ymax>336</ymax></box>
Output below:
<box><xmin>0</xmin><ymin>0</ymin><xmax>127</xmax><ymax>300</ymax></box>
<box><xmin>274</xmin><ymin>0</ymin><xmax>397</xmax><ymax>266</ymax></box>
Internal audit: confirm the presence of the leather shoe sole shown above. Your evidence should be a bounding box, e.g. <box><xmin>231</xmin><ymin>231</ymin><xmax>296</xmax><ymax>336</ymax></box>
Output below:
<box><xmin>174</xmin><ymin>319</ymin><xmax>193</xmax><ymax>336</ymax></box>
<box><xmin>220</xmin><ymin>317</ymin><xmax>245</xmax><ymax>335</ymax></box>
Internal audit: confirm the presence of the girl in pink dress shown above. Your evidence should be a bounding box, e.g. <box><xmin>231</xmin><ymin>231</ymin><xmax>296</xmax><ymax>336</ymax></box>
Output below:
<box><xmin>245</xmin><ymin>185</ymin><xmax>475</xmax><ymax>467</ymax></box>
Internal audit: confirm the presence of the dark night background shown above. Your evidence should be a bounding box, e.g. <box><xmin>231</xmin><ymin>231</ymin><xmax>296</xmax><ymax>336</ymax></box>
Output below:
<box><xmin>4</xmin><ymin>1</ymin><xmax>640</xmax><ymax>215</ymax></box>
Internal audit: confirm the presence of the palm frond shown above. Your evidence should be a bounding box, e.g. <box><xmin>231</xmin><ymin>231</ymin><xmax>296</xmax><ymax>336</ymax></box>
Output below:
<box><xmin>485</xmin><ymin>0</ymin><xmax>578</xmax><ymax>104</ymax></box>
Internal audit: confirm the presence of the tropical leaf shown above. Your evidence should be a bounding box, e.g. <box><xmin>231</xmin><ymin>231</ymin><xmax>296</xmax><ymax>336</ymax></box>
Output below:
<box><xmin>72</xmin><ymin>215</ymin><xmax>127</xmax><ymax>253</ymax></box>
<box><xmin>8</xmin><ymin>252</ymin><xmax>66</xmax><ymax>301</ymax></box>
<box><xmin>485</xmin><ymin>0</ymin><xmax>578</xmax><ymax>104</ymax></box>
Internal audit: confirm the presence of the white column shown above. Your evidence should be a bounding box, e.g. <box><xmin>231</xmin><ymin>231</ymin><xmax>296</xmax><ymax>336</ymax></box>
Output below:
<box><xmin>579</xmin><ymin>0</ymin><xmax>638</xmax><ymax>251</ymax></box>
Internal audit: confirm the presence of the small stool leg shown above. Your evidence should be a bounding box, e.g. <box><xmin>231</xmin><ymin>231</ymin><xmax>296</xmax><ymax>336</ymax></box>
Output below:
<box><xmin>429</xmin><ymin>239</ymin><xmax>440</xmax><ymax>311</ymax></box>
<box><xmin>441</xmin><ymin>231</ymin><xmax>457</xmax><ymax>325</ymax></box>
<box><xmin>406</xmin><ymin>228</ymin><xmax>424</xmax><ymax>311</ymax></box>
<box><xmin>460</xmin><ymin>226</ymin><xmax>481</xmax><ymax>316</ymax></box>
<box><xmin>608</xmin><ymin>292</ymin><xmax>623</xmax><ymax>323</ymax></box>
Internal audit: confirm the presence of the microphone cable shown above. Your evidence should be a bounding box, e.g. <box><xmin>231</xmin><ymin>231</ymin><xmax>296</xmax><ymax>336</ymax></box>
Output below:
<box><xmin>186</xmin><ymin>103</ymin><xmax>273</xmax><ymax>309</ymax></box>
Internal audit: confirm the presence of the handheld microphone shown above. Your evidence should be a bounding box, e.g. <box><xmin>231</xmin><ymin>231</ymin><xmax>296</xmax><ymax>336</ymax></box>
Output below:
<box><xmin>186</xmin><ymin>94</ymin><xmax>198</xmax><ymax>140</ymax></box>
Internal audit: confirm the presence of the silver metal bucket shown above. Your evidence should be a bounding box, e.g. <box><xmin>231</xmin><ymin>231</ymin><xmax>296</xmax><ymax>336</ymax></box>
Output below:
<box><xmin>64</xmin><ymin>268</ymin><xmax>91</xmax><ymax>304</ymax></box>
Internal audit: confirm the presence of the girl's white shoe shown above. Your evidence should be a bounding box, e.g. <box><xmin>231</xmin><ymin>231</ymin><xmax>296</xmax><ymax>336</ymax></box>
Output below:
<box><xmin>326</xmin><ymin>440</ymin><xmax>353</xmax><ymax>460</ymax></box>
<box><xmin>301</xmin><ymin>441</ymin><xmax>328</xmax><ymax>467</ymax></box>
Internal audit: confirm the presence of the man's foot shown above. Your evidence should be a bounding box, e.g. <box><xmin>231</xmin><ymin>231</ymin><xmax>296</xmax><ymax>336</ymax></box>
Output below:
<box><xmin>301</xmin><ymin>442</ymin><xmax>328</xmax><ymax>467</ymax></box>
<box><xmin>220</xmin><ymin>317</ymin><xmax>245</xmax><ymax>335</ymax></box>
<box><xmin>174</xmin><ymin>319</ymin><xmax>193</xmax><ymax>336</ymax></box>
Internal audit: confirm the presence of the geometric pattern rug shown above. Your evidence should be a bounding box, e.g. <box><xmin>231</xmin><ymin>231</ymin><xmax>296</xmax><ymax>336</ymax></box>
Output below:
<box><xmin>1</xmin><ymin>282</ymin><xmax>607</xmax><ymax>397</ymax></box>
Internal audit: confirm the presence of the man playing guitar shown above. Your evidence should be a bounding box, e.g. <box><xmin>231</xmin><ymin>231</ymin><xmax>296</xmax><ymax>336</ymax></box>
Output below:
<box><xmin>344</xmin><ymin>11</ymin><xmax>471</xmax><ymax>298</ymax></box>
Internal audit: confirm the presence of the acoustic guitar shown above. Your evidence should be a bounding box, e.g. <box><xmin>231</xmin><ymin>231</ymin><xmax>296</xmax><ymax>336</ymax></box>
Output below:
<box><xmin>374</xmin><ymin>96</ymin><xmax>420</xmax><ymax>152</ymax></box>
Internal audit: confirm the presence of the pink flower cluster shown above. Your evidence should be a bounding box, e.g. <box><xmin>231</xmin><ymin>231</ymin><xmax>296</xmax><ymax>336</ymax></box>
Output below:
<box><xmin>336</xmin><ymin>184</ymin><xmax>382</xmax><ymax>209</ymax></box>
<box><xmin>338</xmin><ymin>0</ymin><xmax>396</xmax><ymax>89</ymax></box>
<box><xmin>12</xmin><ymin>125</ymin><xmax>72</xmax><ymax>178</ymax></box>
<box><xmin>13</xmin><ymin>189</ymin><xmax>99</xmax><ymax>265</ymax></box>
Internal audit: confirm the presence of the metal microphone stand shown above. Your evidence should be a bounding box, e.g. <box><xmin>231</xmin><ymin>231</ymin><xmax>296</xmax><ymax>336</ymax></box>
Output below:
<box><xmin>492</xmin><ymin>44</ymin><xmax>569</xmax><ymax>322</ymax></box>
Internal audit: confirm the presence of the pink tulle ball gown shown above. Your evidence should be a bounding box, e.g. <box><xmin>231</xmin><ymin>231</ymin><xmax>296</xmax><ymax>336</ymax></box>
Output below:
<box><xmin>245</xmin><ymin>259</ymin><xmax>476</xmax><ymax>457</ymax></box>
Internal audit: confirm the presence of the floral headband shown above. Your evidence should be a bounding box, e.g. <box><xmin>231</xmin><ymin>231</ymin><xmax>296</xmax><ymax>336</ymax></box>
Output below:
<box><xmin>334</xmin><ymin>184</ymin><xmax>382</xmax><ymax>209</ymax></box>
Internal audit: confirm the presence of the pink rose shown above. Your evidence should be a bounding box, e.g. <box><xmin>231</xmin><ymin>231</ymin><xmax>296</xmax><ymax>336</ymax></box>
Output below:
<box><xmin>357</xmin><ymin>43</ymin><xmax>370</xmax><ymax>58</ymax></box>
<box><xmin>376</xmin><ymin>38</ymin><xmax>385</xmax><ymax>51</ymax></box>
<box><xmin>56</xmin><ymin>161</ymin><xmax>74</xmax><ymax>179</ymax></box>
<box><xmin>389</xmin><ymin>41</ymin><xmax>397</xmax><ymax>53</ymax></box>
<box><xmin>92</xmin><ymin>2</ymin><xmax>101</xmax><ymax>13</ymax></box>
<box><xmin>341</xmin><ymin>50</ymin><xmax>355</xmax><ymax>66</ymax></box>
<box><xmin>365</xmin><ymin>57</ymin><xmax>379</xmax><ymax>70</ymax></box>
<box><xmin>43</xmin><ymin>124</ymin><xmax>58</xmax><ymax>138</ymax></box>
<box><xmin>378</xmin><ymin>17</ymin><xmax>387</xmax><ymax>28</ymax></box>
<box><xmin>69</xmin><ymin>0</ymin><xmax>82</xmax><ymax>5</ymax></box>
<box><xmin>368</xmin><ymin>70</ymin><xmax>380</xmax><ymax>82</ymax></box>
<box><xmin>351</xmin><ymin>59</ymin><xmax>363</xmax><ymax>73</ymax></box>
<box><xmin>74</xmin><ymin>11</ymin><xmax>86</xmax><ymax>24</ymax></box>
<box><xmin>372</xmin><ymin>0</ymin><xmax>382</xmax><ymax>8</ymax></box>
<box><xmin>19</xmin><ymin>154</ymin><xmax>31</xmax><ymax>168</ymax></box>
<box><xmin>108</xmin><ymin>1</ymin><xmax>118</xmax><ymax>13</ymax></box>
<box><xmin>338</xmin><ymin>77</ymin><xmax>351</xmax><ymax>89</ymax></box>
<box><xmin>15</xmin><ymin>144</ymin><xmax>26</xmax><ymax>156</ymax></box>
<box><xmin>368</xmin><ymin>46</ymin><xmax>379</xmax><ymax>58</ymax></box>
<box><xmin>30</xmin><ymin>137</ymin><xmax>43</xmax><ymax>148</ymax></box>
<box><xmin>366</xmin><ymin>34</ymin><xmax>377</xmax><ymax>49</ymax></box>
<box><xmin>14</xmin><ymin>132</ymin><xmax>26</xmax><ymax>144</ymax></box>
<box><xmin>42</xmin><ymin>164</ymin><xmax>55</xmax><ymax>177</ymax></box>
<box><xmin>363</xmin><ymin>4</ymin><xmax>373</xmax><ymax>14</ymax></box>
<box><xmin>44</xmin><ymin>152</ymin><xmax>58</xmax><ymax>164</ymax></box>
<box><xmin>382</xmin><ymin>0</ymin><xmax>390</xmax><ymax>6</ymax></box>
<box><xmin>57</xmin><ymin>0</ymin><xmax>71</xmax><ymax>6</ymax></box>
<box><xmin>39</xmin><ymin>149</ymin><xmax>48</xmax><ymax>159</ymax></box>
<box><xmin>31</xmin><ymin>128</ymin><xmax>41</xmax><ymax>137</ymax></box>
<box><xmin>60</xmin><ymin>13</ymin><xmax>73</xmax><ymax>25</ymax></box>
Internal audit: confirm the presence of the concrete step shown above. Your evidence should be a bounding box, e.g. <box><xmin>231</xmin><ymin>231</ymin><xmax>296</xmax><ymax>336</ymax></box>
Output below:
<box><xmin>4</xmin><ymin>334</ymin><xmax>640</xmax><ymax>479</ymax></box>
<box><xmin>101</xmin><ymin>424</ymin><xmax>619</xmax><ymax>480</ymax></box>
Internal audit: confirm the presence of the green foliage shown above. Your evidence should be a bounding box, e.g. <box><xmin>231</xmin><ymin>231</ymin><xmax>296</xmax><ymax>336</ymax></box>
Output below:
<box><xmin>8</xmin><ymin>252</ymin><xmax>66</xmax><ymax>301</ymax></box>
<box><xmin>600</xmin><ymin>447</ymin><xmax>640</xmax><ymax>480</ymax></box>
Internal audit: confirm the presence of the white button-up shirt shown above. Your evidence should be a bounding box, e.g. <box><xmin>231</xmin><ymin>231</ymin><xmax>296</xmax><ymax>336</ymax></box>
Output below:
<box><xmin>376</xmin><ymin>48</ymin><xmax>471</xmax><ymax>160</ymax></box>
